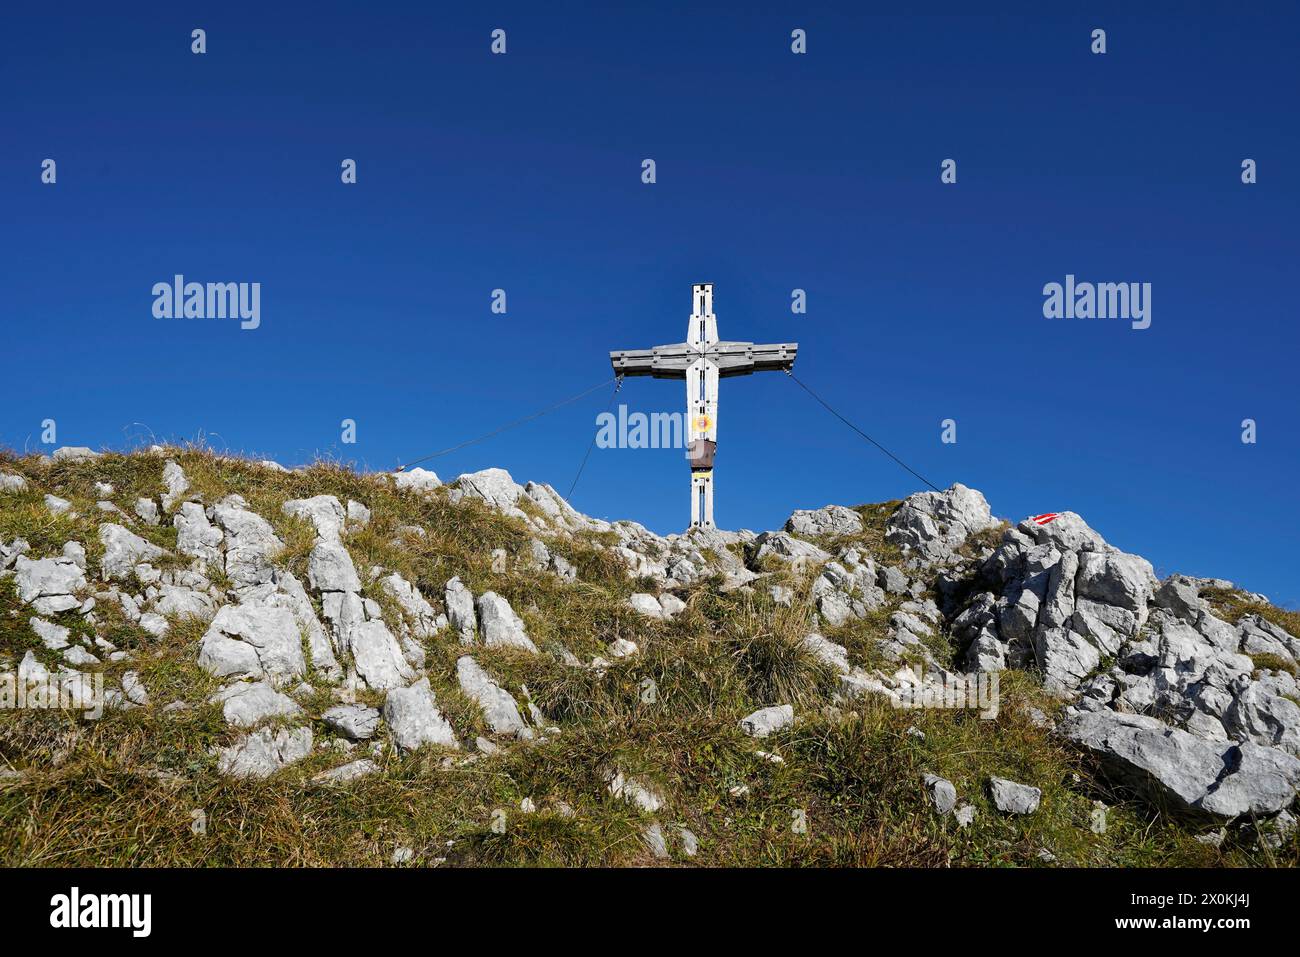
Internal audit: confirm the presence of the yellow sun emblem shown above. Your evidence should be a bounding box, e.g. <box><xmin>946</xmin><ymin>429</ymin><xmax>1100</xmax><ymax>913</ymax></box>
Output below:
<box><xmin>693</xmin><ymin>414</ymin><xmax>713</xmax><ymax>432</ymax></box>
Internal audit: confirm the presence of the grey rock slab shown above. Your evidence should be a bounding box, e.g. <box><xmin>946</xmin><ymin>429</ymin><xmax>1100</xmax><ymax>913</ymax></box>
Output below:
<box><xmin>322</xmin><ymin>704</ymin><xmax>381</xmax><ymax>740</ymax></box>
<box><xmin>923</xmin><ymin>773</ymin><xmax>958</xmax><ymax>815</ymax></box>
<box><xmin>14</xmin><ymin>555</ymin><xmax>86</xmax><ymax>605</ymax></box>
<box><xmin>122</xmin><ymin>671</ymin><xmax>149</xmax><ymax>706</ymax></box>
<box><xmin>217</xmin><ymin>726</ymin><xmax>313</xmax><ymax>778</ymax></box>
<box><xmin>1075</xmin><ymin>550</ymin><xmax>1156</xmax><ymax>613</ymax></box>
<box><xmin>1018</xmin><ymin>510</ymin><xmax>1108</xmax><ymax>554</ymax></box>
<box><xmin>1035</xmin><ymin>626</ymin><xmax>1102</xmax><ymax>692</ymax></box>
<box><xmin>658</xmin><ymin>593</ymin><xmax>686</xmax><ymax>617</ymax></box>
<box><xmin>283</xmin><ymin>495</ymin><xmax>347</xmax><ymax>541</ymax></box>
<box><xmin>678</xmin><ymin>826</ymin><xmax>699</xmax><ymax>857</ymax></box>
<box><xmin>212</xmin><ymin>499</ymin><xmax>283</xmax><ymax>588</ymax></box>
<box><xmin>198</xmin><ymin>604</ymin><xmax>306</xmax><ymax>683</ymax></box>
<box><xmin>643</xmin><ymin>822</ymin><xmax>670</xmax><ymax>859</ymax></box>
<box><xmin>606</xmin><ymin>770</ymin><xmax>664</xmax><ymax>813</ymax></box>
<box><xmin>1060</xmin><ymin>708</ymin><xmax>1300</xmax><ymax>821</ymax></box>
<box><xmin>751</xmin><ymin>531</ymin><xmax>831</xmax><ymax>566</ymax></box>
<box><xmin>447</xmin><ymin>467</ymin><xmax>524</xmax><ymax>512</ymax></box>
<box><xmin>381</xmin><ymin>572</ymin><xmax>440</xmax><ymax>639</ymax></box>
<box><xmin>52</xmin><ymin>446</ymin><xmax>101</xmax><ymax>463</ymax></box>
<box><xmin>161</xmin><ymin>460</ymin><xmax>189</xmax><ymax>511</ymax></box>
<box><xmin>444</xmin><ymin>576</ymin><xmax>477</xmax><ymax>644</ymax></box>
<box><xmin>739</xmin><ymin>704</ymin><xmax>794</xmax><ymax>738</ymax></box>
<box><xmin>349</xmin><ymin>618</ymin><xmax>416</xmax><ymax>691</ymax></box>
<box><xmin>801</xmin><ymin>633</ymin><xmax>851</xmax><ymax>675</ymax></box>
<box><xmin>1154</xmin><ymin>575</ymin><xmax>1207</xmax><ymax>621</ymax></box>
<box><xmin>878</xmin><ymin>565</ymin><xmax>910</xmax><ymax>595</ymax></box>
<box><xmin>134</xmin><ymin>497</ymin><xmax>160</xmax><ymax>525</ymax></box>
<box><xmin>390</xmin><ymin>467</ymin><xmax>441</xmax><ymax>493</ymax></box>
<box><xmin>382</xmin><ymin>678</ymin><xmax>459</xmax><ymax>752</ymax></box>
<box><xmin>1223</xmin><ymin>684</ymin><xmax>1300</xmax><ymax>756</ymax></box>
<box><xmin>885</xmin><ymin>483</ymin><xmax>995</xmax><ymax>564</ymax></box>
<box><xmin>138</xmin><ymin>613</ymin><xmax>169</xmax><ymax>637</ymax></box>
<box><xmin>785</xmin><ymin>504</ymin><xmax>863</xmax><ymax>538</ymax></box>
<box><xmin>475</xmin><ymin>591</ymin><xmax>536</xmax><ymax>652</ymax></box>
<box><xmin>307</xmin><ymin>540</ymin><xmax>361</xmax><ymax>593</ymax></box>
<box><xmin>174</xmin><ymin>502</ymin><xmax>223</xmax><ymax>564</ymax></box>
<box><xmin>30</xmin><ymin>617</ymin><xmax>71</xmax><ymax>651</ymax></box>
<box><xmin>987</xmin><ymin>776</ymin><xmax>1042</xmax><ymax>815</ymax></box>
<box><xmin>457</xmin><ymin>655</ymin><xmax>530</xmax><ymax>738</ymax></box>
<box><xmin>629</xmin><ymin>593</ymin><xmax>664</xmax><ymax>618</ymax></box>
<box><xmin>153</xmin><ymin>583</ymin><xmax>215</xmax><ymax>618</ymax></box>
<box><xmin>211</xmin><ymin>680</ymin><xmax>303</xmax><ymax>728</ymax></box>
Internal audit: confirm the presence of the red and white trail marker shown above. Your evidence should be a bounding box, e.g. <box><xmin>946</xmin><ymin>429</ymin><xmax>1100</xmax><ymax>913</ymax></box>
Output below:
<box><xmin>1031</xmin><ymin>513</ymin><xmax>1060</xmax><ymax>526</ymax></box>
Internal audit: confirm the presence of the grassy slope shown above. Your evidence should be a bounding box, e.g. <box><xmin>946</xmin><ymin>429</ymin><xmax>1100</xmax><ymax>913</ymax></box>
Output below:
<box><xmin>0</xmin><ymin>449</ymin><xmax>1293</xmax><ymax>867</ymax></box>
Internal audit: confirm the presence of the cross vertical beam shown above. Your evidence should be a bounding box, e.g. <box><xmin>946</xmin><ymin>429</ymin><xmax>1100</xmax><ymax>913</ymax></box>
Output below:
<box><xmin>609</xmin><ymin>283</ymin><xmax>798</xmax><ymax>529</ymax></box>
<box><xmin>686</xmin><ymin>283</ymin><xmax>720</xmax><ymax>525</ymax></box>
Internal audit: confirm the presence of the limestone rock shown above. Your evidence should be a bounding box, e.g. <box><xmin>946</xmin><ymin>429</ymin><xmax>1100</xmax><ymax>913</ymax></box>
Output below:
<box><xmin>447</xmin><ymin>468</ymin><xmax>525</xmax><ymax>515</ymax></box>
<box><xmin>606</xmin><ymin>770</ymin><xmax>664</xmax><ymax>813</ymax></box>
<box><xmin>346</xmin><ymin>500</ymin><xmax>371</xmax><ymax>526</ymax></box>
<box><xmin>382</xmin><ymin>678</ymin><xmax>459</xmax><ymax>752</ymax></box>
<box><xmin>475</xmin><ymin>592</ymin><xmax>536</xmax><ymax>653</ymax></box>
<box><xmin>785</xmin><ymin>504</ymin><xmax>863</xmax><ymax>538</ymax></box>
<box><xmin>211</xmin><ymin>680</ymin><xmax>303</xmax><ymax>728</ymax></box>
<box><xmin>30</xmin><ymin>616</ymin><xmax>71</xmax><ymax>651</ymax></box>
<box><xmin>445</xmin><ymin>576</ymin><xmax>477</xmax><ymax>644</ymax></box>
<box><xmin>52</xmin><ymin>446</ymin><xmax>100</xmax><ymax>463</ymax></box>
<box><xmin>212</xmin><ymin>498</ymin><xmax>283</xmax><ymax>588</ymax></box>
<box><xmin>308</xmin><ymin>540</ymin><xmax>361</xmax><ymax>593</ymax></box>
<box><xmin>381</xmin><ymin>573</ymin><xmax>440</xmax><ymax>640</ymax></box>
<box><xmin>283</xmin><ymin>495</ymin><xmax>346</xmax><ymax>541</ymax></box>
<box><xmin>14</xmin><ymin>554</ymin><xmax>87</xmax><ymax>614</ymax></box>
<box><xmin>801</xmin><ymin>633</ymin><xmax>851</xmax><ymax>675</ymax></box>
<box><xmin>886</xmin><ymin>484</ymin><xmax>995</xmax><ymax>564</ymax></box>
<box><xmin>739</xmin><ymin>704</ymin><xmax>794</xmax><ymax>738</ymax></box>
<box><xmin>457</xmin><ymin>656</ymin><xmax>531</xmax><ymax>738</ymax></box>
<box><xmin>1060</xmin><ymin>708</ymin><xmax>1300</xmax><ymax>821</ymax></box>
<box><xmin>218</xmin><ymin>726</ymin><xmax>313</xmax><ymax>779</ymax></box>
<box><xmin>161</xmin><ymin>460</ymin><xmax>189</xmax><ymax>511</ymax></box>
<box><xmin>198</xmin><ymin>604</ymin><xmax>306</xmax><ymax>684</ymax></box>
<box><xmin>391</xmin><ymin>467</ymin><xmax>441</xmax><ymax>493</ymax></box>
<box><xmin>751</xmin><ymin>531</ymin><xmax>831</xmax><ymax>567</ymax></box>
<box><xmin>134</xmin><ymin>497</ymin><xmax>160</xmax><ymax>525</ymax></box>
<box><xmin>987</xmin><ymin>776</ymin><xmax>1042</xmax><ymax>815</ymax></box>
<box><xmin>923</xmin><ymin>773</ymin><xmax>958</xmax><ymax>815</ymax></box>
<box><xmin>643</xmin><ymin>822</ymin><xmax>669</xmax><ymax>859</ymax></box>
<box><xmin>98</xmin><ymin>524</ymin><xmax>165</xmax><ymax>581</ymax></box>
<box><xmin>174</xmin><ymin>502</ymin><xmax>223</xmax><ymax>565</ymax></box>
<box><xmin>323</xmin><ymin>704</ymin><xmax>381</xmax><ymax>740</ymax></box>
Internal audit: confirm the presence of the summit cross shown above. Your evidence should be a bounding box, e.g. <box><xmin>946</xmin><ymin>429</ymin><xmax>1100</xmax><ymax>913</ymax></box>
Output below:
<box><xmin>609</xmin><ymin>283</ymin><xmax>798</xmax><ymax>528</ymax></box>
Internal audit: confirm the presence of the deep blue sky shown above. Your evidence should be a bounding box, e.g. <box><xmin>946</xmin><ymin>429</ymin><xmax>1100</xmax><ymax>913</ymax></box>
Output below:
<box><xmin>3</xmin><ymin>3</ymin><xmax>1297</xmax><ymax>605</ymax></box>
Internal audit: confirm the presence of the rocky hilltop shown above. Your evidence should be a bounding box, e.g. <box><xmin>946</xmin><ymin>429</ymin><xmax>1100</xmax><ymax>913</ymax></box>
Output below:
<box><xmin>1</xmin><ymin>447</ymin><xmax>1297</xmax><ymax>866</ymax></box>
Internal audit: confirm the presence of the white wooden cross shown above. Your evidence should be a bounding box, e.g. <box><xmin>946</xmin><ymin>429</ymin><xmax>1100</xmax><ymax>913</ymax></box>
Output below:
<box><xmin>609</xmin><ymin>283</ymin><xmax>798</xmax><ymax>528</ymax></box>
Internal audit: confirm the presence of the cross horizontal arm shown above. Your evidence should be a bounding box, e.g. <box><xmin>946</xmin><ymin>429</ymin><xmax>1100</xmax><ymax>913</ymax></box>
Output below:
<box><xmin>609</xmin><ymin>343</ymin><xmax>695</xmax><ymax>379</ymax></box>
<box><xmin>609</xmin><ymin>341</ymin><xmax>798</xmax><ymax>379</ymax></box>
<box><xmin>709</xmin><ymin>341</ymin><xmax>798</xmax><ymax>378</ymax></box>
